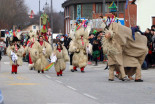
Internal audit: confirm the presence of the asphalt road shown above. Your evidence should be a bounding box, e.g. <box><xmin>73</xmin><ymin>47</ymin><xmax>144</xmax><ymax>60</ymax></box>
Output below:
<box><xmin>0</xmin><ymin>56</ymin><xmax>155</xmax><ymax>104</ymax></box>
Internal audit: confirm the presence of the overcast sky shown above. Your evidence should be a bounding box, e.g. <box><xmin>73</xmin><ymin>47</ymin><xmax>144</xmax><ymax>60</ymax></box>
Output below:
<box><xmin>25</xmin><ymin>0</ymin><xmax>66</xmax><ymax>14</ymax></box>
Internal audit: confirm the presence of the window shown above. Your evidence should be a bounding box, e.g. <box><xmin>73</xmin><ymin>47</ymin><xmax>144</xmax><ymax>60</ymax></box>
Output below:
<box><xmin>33</xmin><ymin>25</ymin><xmax>36</xmax><ymax>29</ymax></box>
<box><xmin>119</xmin><ymin>3</ymin><xmax>125</xmax><ymax>13</ymax></box>
<box><xmin>96</xmin><ymin>4</ymin><xmax>102</xmax><ymax>13</ymax></box>
<box><xmin>105</xmin><ymin>3</ymin><xmax>110</xmax><ymax>13</ymax></box>
<box><xmin>65</xmin><ymin>7</ymin><xmax>69</xmax><ymax>16</ymax></box>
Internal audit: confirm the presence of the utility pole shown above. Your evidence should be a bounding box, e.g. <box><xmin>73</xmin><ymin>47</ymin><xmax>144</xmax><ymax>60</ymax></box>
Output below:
<box><xmin>39</xmin><ymin>0</ymin><xmax>41</xmax><ymax>35</ymax></box>
<box><xmin>103</xmin><ymin>0</ymin><xmax>105</xmax><ymax>16</ymax></box>
<box><xmin>39</xmin><ymin>0</ymin><xmax>40</xmax><ymax>15</ymax></box>
<box><xmin>117</xmin><ymin>0</ymin><xmax>119</xmax><ymax>17</ymax></box>
<box><xmin>51</xmin><ymin>0</ymin><xmax>53</xmax><ymax>48</ymax></box>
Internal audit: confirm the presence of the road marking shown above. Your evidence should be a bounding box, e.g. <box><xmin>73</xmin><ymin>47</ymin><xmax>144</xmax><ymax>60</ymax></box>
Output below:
<box><xmin>8</xmin><ymin>76</ymin><xmax>14</xmax><ymax>80</ymax></box>
<box><xmin>45</xmin><ymin>75</ymin><xmax>52</xmax><ymax>79</ymax></box>
<box><xmin>17</xmin><ymin>76</ymin><xmax>27</xmax><ymax>80</ymax></box>
<box><xmin>4</xmin><ymin>62</ymin><xmax>10</xmax><ymax>64</ymax></box>
<box><xmin>8</xmin><ymin>83</ymin><xmax>39</xmax><ymax>85</ymax></box>
<box><xmin>67</xmin><ymin>86</ymin><xmax>77</xmax><ymax>91</ymax></box>
<box><xmin>55</xmin><ymin>80</ymin><xmax>63</xmax><ymax>84</ymax></box>
<box><xmin>83</xmin><ymin>93</ymin><xmax>97</xmax><ymax>100</ymax></box>
<box><xmin>47</xmin><ymin>103</ymin><xmax>71</xmax><ymax>104</ymax></box>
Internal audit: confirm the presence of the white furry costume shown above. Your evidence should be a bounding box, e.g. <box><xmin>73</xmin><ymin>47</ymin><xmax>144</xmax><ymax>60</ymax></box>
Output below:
<box><xmin>7</xmin><ymin>45</ymin><xmax>24</xmax><ymax>66</ymax></box>
<box><xmin>30</xmin><ymin>40</ymin><xmax>52</xmax><ymax>71</ymax></box>
<box><xmin>54</xmin><ymin>46</ymin><xmax>69</xmax><ymax>75</ymax></box>
<box><xmin>25</xmin><ymin>31</ymin><xmax>38</xmax><ymax>70</ymax></box>
<box><xmin>69</xmin><ymin>25</ymin><xmax>92</xmax><ymax>72</ymax></box>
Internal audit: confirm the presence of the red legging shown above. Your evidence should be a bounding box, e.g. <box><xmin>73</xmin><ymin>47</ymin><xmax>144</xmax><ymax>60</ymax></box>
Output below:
<box><xmin>29</xmin><ymin>53</ymin><xmax>33</xmax><ymax>64</ymax></box>
<box><xmin>12</xmin><ymin>65</ymin><xmax>18</xmax><ymax>73</ymax></box>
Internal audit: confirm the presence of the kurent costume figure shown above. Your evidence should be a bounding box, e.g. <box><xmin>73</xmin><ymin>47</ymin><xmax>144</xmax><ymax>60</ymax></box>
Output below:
<box><xmin>40</xmin><ymin>12</ymin><xmax>49</xmax><ymax>42</ymax></box>
<box><xmin>102</xmin><ymin>22</ymin><xmax>148</xmax><ymax>82</ymax></box>
<box><xmin>69</xmin><ymin>20</ymin><xmax>92</xmax><ymax>73</ymax></box>
<box><xmin>7</xmin><ymin>37</ymin><xmax>24</xmax><ymax>74</ymax></box>
<box><xmin>29</xmin><ymin>36</ymin><xmax>52</xmax><ymax>73</ymax></box>
<box><xmin>54</xmin><ymin>43</ymin><xmax>69</xmax><ymax>76</ymax></box>
<box><xmin>25</xmin><ymin>31</ymin><xmax>38</xmax><ymax>70</ymax></box>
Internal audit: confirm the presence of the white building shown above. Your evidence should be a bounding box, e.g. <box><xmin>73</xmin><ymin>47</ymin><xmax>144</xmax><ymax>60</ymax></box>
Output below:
<box><xmin>22</xmin><ymin>24</ymin><xmax>39</xmax><ymax>33</ymax></box>
<box><xmin>136</xmin><ymin>0</ymin><xmax>155</xmax><ymax>31</ymax></box>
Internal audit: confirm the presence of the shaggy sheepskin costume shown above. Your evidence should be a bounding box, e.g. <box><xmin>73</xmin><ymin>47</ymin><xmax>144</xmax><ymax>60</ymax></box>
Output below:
<box><xmin>69</xmin><ymin>25</ymin><xmax>92</xmax><ymax>73</ymax></box>
<box><xmin>7</xmin><ymin>37</ymin><xmax>24</xmax><ymax>74</ymax></box>
<box><xmin>25</xmin><ymin>31</ymin><xmax>38</xmax><ymax>70</ymax></box>
<box><xmin>30</xmin><ymin>39</ymin><xmax>52</xmax><ymax>73</ymax></box>
<box><xmin>54</xmin><ymin>46</ymin><xmax>69</xmax><ymax>76</ymax></box>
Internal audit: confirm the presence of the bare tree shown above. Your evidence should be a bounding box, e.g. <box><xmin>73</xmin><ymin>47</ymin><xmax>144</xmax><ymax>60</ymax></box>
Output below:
<box><xmin>0</xmin><ymin>0</ymin><xmax>29</xmax><ymax>30</ymax></box>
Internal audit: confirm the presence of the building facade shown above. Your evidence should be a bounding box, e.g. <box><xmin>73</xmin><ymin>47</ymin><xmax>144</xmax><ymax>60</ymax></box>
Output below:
<box><xmin>136</xmin><ymin>0</ymin><xmax>155</xmax><ymax>31</ymax></box>
<box><xmin>62</xmin><ymin>0</ymin><xmax>137</xmax><ymax>34</ymax></box>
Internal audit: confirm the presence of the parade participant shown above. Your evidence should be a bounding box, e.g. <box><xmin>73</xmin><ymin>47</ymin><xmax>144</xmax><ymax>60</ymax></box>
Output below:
<box><xmin>92</xmin><ymin>40</ymin><xmax>100</xmax><ymax>66</ymax></box>
<box><xmin>54</xmin><ymin>43</ymin><xmax>69</xmax><ymax>76</ymax></box>
<box><xmin>102</xmin><ymin>22</ymin><xmax>148</xmax><ymax>82</ymax></box>
<box><xmin>7</xmin><ymin>37</ymin><xmax>24</xmax><ymax>74</ymax></box>
<box><xmin>102</xmin><ymin>30</ymin><xmax>127</xmax><ymax>81</ymax></box>
<box><xmin>30</xmin><ymin>36</ymin><xmax>52</xmax><ymax>73</ymax></box>
<box><xmin>68</xmin><ymin>26</ymin><xmax>76</xmax><ymax>72</ymax></box>
<box><xmin>41</xmin><ymin>12</ymin><xmax>49</xmax><ymax>42</ymax></box>
<box><xmin>69</xmin><ymin>20</ymin><xmax>92</xmax><ymax>73</ymax></box>
<box><xmin>25</xmin><ymin>31</ymin><xmax>38</xmax><ymax>70</ymax></box>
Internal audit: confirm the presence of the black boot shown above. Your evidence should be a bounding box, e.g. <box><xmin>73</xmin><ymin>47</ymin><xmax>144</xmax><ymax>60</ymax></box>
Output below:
<box><xmin>71</xmin><ymin>69</ymin><xmax>74</xmax><ymax>72</ymax></box>
<box><xmin>108</xmin><ymin>79</ymin><xmax>114</xmax><ymax>81</ymax></box>
<box><xmin>11</xmin><ymin>72</ymin><xmax>14</xmax><ymax>74</ymax></box>
<box><xmin>15</xmin><ymin>72</ymin><xmax>17</xmax><ymax>74</ymax></box>
<box><xmin>135</xmin><ymin>79</ymin><xmax>143</xmax><ymax>82</ymax></box>
<box><xmin>42</xmin><ymin>70</ymin><xmax>44</xmax><ymax>73</ymax></box>
<box><xmin>38</xmin><ymin>70</ymin><xmax>40</xmax><ymax>73</ymax></box>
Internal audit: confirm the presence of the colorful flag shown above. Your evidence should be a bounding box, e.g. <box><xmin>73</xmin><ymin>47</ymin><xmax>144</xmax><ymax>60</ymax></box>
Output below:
<box><xmin>43</xmin><ymin>63</ymin><xmax>54</xmax><ymax>71</ymax></box>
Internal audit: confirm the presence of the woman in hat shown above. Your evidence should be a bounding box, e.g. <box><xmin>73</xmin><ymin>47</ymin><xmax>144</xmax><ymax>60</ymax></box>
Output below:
<box><xmin>7</xmin><ymin>37</ymin><xmax>24</xmax><ymax>74</ymax></box>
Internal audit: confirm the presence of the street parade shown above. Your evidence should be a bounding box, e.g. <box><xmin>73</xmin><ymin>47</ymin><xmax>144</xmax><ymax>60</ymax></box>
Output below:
<box><xmin>0</xmin><ymin>0</ymin><xmax>155</xmax><ymax>104</ymax></box>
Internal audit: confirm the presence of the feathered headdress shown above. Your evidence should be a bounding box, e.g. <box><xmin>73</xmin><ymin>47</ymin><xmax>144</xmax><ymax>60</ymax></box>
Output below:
<box><xmin>75</xmin><ymin>19</ymin><xmax>89</xmax><ymax>31</ymax></box>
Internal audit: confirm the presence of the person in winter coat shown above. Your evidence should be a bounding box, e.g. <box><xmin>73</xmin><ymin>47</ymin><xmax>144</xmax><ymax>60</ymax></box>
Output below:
<box><xmin>92</xmin><ymin>40</ymin><xmax>100</xmax><ymax>66</ymax></box>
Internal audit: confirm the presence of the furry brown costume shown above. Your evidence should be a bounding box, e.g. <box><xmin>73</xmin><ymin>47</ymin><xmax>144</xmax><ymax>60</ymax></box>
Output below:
<box><xmin>102</xmin><ymin>22</ymin><xmax>148</xmax><ymax>82</ymax></box>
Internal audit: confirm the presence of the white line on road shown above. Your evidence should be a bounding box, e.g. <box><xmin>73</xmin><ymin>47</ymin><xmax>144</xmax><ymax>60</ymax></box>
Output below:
<box><xmin>67</xmin><ymin>86</ymin><xmax>77</xmax><ymax>91</ymax></box>
<box><xmin>4</xmin><ymin>62</ymin><xmax>10</xmax><ymax>64</ymax></box>
<box><xmin>55</xmin><ymin>80</ymin><xmax>63</xmax><ymax>84</ymax></box>
<box><xmin>45</xmin><ymin>75</ymin><xmax>52</xmax><ymax>79</ymax></box>
<box><xmin>83</xmin><ymin>93</ymin><xmax>97</xmax><ymax>100</ymax></box>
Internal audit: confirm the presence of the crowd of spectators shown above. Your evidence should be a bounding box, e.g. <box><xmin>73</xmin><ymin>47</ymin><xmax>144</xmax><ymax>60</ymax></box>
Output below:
<box><xmin>143</xmin><ymin>25</ymin><xmax>155</xmax><ymax>69</ymax></box>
